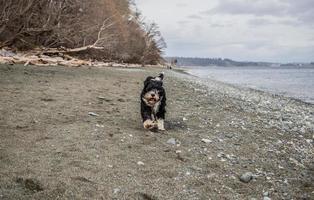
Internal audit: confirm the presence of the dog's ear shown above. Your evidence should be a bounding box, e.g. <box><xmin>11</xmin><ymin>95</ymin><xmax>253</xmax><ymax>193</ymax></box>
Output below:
<box><xmin>158</xmin><ymin>72</ymin><xmax>164</xmax><ymax>80</ymax></box>
<box><xmin>154</xmin><ymin>72</ymin><xmax>164</xmax><ymax>81</ymax></box>
<box><xmin>144</xmin><ymin>76</ymin><xmax>153</xmax><ymax>87</ymax></box>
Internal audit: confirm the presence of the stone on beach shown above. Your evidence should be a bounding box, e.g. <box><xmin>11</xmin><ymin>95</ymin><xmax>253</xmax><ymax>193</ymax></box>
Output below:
<box><xmin>88</xmin><ymin>112</ymin><xmax>99</xmax><ymax>116</ymax></box>
<box><xmin>137</xmin><ymin>161</ymin><xmax>145</xmax><ymax>166</ymax></box>
<box><xmin>201</xmin><ymin>138</ymin><xmax>212</xmax><ymax>143</ymax></box>
<box><xmin>167</xmin><ymin>138</ymin><xmax>177</xmax><ymax>145</ymax></box>
<box><xmin>239</xmin><ymin>172</ymin><xmax>254</xmax><ymax>183</ymax></box>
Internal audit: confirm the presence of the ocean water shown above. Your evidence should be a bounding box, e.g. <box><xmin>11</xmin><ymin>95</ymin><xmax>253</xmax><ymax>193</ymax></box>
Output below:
<box><xmin>186</xmin><ymin>66</ymin><xmax>314</xmax><ymax>104</ymax></box>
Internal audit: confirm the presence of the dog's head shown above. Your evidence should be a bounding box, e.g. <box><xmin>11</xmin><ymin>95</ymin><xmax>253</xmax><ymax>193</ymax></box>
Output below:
<box><xmin>142</xmin><ymin>72</ymin><xmax>164</xmax><ymax>107</ymax></box>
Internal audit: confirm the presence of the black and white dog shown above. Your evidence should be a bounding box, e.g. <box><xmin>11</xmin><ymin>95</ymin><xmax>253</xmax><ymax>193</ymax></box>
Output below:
<box><xmin>141</xmin><ymin>72</ymin><xmax>166</xmax><ymax>131</ymax></box>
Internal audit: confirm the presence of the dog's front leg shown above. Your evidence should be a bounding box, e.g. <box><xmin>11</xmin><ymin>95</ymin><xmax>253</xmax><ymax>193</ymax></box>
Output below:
<box><xmin>141</xmin><ymin>104</ymin><xmax>157</xmax><ymax>130</ymax></box>
<box><xmin>156</xmin><ymin>98</ymin><xmax>166</xmax><ymax>131</ymax></box>
<box><xmin>157</xmin><ymin>118</ymin><xmax>165</xmax><ymax>131</ymax></box>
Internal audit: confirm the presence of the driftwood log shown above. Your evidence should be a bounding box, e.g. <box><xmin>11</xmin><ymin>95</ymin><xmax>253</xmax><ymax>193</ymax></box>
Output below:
<box><xmin>0</xmin><ymin>48</ymin><xmax>144</xmax><ymax>68</ymax></box>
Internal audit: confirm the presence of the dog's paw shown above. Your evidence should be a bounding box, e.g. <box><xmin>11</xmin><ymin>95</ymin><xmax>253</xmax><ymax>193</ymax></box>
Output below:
<box><xmin>143</xmin><ymin>120</ymin><xmax>157</xmax><ymax>130</ymax></box>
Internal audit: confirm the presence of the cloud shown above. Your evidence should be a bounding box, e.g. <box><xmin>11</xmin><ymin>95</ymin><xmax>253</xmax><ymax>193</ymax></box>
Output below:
<box><xmin>177</xmin><ymin>20</ymin><xmax>189</xmax><ymax>25</ymax></box>
<box><xmin>187</xmin><ymin>14</ymin><xmax>203</xmax><ymax>20</ymax></box>
<box><xmin>202</xmin><ymin>0</ymin><xmax>314</xmax><ymax>26</ymax></box>
<box><xmin>248</xmin><ymin>17</ymin><xmax>301</xmax><ymax>27</ymax></box>
<box><xmin>205</xmin><ymin>0</ymin><xmax>287</xmax><ymax>16</ymax></box>
<box><xmin>176</xmin><ymin>3</ymin><xmax>187</xmax><ymax>7</ymax></box>
<box><xmin>247</xmin><ymin>18</ymin><xmax>272</xmax><ymax>26</ymax></box>
<box><xmin>210</xmin><ymin>23</ymin><xmax>226</xmax><ymax>28</ymax></box>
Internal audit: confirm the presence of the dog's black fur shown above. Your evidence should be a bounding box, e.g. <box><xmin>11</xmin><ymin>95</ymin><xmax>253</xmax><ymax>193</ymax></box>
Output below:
<box><xmin>140</xmin><ymin>73</ymin><xmax>166</xmax><ymax>130</ymax></box>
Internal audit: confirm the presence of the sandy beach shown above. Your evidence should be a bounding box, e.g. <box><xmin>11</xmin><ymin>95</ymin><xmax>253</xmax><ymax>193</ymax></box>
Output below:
<box><xmin>0</xmin><ymin>64</ymin><xmax>313</xmax><ymax>199</ymax></box>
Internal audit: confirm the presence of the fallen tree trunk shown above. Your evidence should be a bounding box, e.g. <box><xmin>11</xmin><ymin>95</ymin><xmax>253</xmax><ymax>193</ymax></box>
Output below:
<box><xmin>38</xmin><ymin>45</ymin><xmax>105</xmax><ymax>55</ymax></box>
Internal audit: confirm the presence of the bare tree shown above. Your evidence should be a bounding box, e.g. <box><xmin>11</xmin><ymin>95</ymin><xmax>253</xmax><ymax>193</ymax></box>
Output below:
<box><xmin>0</xmin><ymin>0</ymin><xmax>166</xmax><ymax>64</ymax></box>
<box><xmin>141</xmin><ymin>22</ymin><xmax>167</xmax><ymax>64</ymax></box>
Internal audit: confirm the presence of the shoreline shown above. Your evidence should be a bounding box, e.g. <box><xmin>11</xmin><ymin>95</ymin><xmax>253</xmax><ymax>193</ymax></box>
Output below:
<box><xmin>0</xmin><ymin>64</ymin><xmax>313</xmax><ymax>199</ymax></box>
<box><xmin>176</xmin><ymin>66</ymin><xmax>314</xmax><ymax>106</ymax></box>
<box><xmin>171</xmin><ymin>68</ymin><xmax>313</xmax><ymax>134</ymax></box>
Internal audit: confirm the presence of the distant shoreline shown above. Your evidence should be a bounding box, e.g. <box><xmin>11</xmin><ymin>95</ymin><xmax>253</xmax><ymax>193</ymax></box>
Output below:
<box><xmin>165</xmin><ymin>57</ymin><xmax>314</xmax><ymax>68</ymax></box>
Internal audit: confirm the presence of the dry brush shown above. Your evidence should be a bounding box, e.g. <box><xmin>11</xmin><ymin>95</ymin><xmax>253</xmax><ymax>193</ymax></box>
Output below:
<box><xmin>0</xmin><ymin>0</ymin><xmax>165</xmax><ymax>64</ymax></box>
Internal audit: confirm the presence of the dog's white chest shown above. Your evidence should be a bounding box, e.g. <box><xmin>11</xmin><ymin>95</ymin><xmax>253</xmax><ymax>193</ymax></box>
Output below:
<box><xmin>153</xmin><ymin>100</ymin><xmax>161</xmax><ymax>115</ymax></box>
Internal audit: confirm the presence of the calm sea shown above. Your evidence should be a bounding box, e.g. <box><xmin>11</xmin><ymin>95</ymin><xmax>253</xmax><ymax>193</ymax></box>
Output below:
<box><xmin>186</xmin><ymin>66</ymin><xmax>314</xmax><ymax>104</ymax></box>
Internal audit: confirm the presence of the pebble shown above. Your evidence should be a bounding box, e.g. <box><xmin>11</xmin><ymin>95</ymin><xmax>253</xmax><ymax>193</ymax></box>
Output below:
<box><xmin>88</xmin><ymin>112</ymin><xmax>99</xmax><ymax>116</ymax></box>
<box><xmin>300</xmin><ymin>127</ymin><xmax>306</xmax><ymax>133</ymax></box>
<box><xmin>185</xmin><ymin>171</ymin><xmax>191</xmax><ymax>176</ymax></box>
<box><xmin>113</xmin><ymin>188</ymin><xmax>120</xmax><ymax>194</ymax></box>
<box><xmin>225</xmin><ymin>134</ymin><xmax>234</xmax><ymax>138</ymax></box>
<box><xmin>263</xmin><ymin>197</ymin><xmax>271</xmax><ymax>200</ymax></box>
<box><xmin>167</xmin><ymin>138</ymin><xmax>176</xmax><ymax>145</ymax></box>
<box><xmin>97</xmin><ymin>96</ymin><xmax>106</xmax><ymax>100</ymax></box>
<box><xmin>137</xmin><ymin>161</ymin><xmax>145</xmax><ymax>166</ymax></box>
<box><xmin>263</xmin><ymin>192</ymin><xmax>269</xmax><ymax>196</ymax></box>
<box><xmin>239</xmin><ymin>172</ymin><xmax>254</xmax><ymax>183</ymax></box>
<box><xmin>201</xmin><ymin>139</ymin><xmax>212</xmax><ymax>143</ymax></box>
<box><xmin>175</xmin><ymin>150</ymin><xmax>182</xmax><ymax>154</ymax></box>
<box><xmin>96</xmin><ymin>124</ymin><xmax>104</xmax><ymax>128</ymax></box>
<box><xmin>217</xmin><ymin>152</ymin><xmax>225</xmax><ymax>158</ymax></box>
<box><xmin>218</xmin><ymin>138</ymin><xmax>224</xmax><ymax>142</ymax></box>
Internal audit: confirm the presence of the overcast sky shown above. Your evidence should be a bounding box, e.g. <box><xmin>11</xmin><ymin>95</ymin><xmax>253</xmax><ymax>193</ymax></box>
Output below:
<box><xmin>135</xmin><ymin>0</ymin><xmax>314</xmax><ymax>63</ymax></box>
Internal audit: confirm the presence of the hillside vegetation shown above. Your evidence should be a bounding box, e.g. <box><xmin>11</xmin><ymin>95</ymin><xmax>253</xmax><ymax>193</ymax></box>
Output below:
<box><xmin>0</xmin><ymin>0</ymin><xmax>166</xmax><ymax>64</ymax></box>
